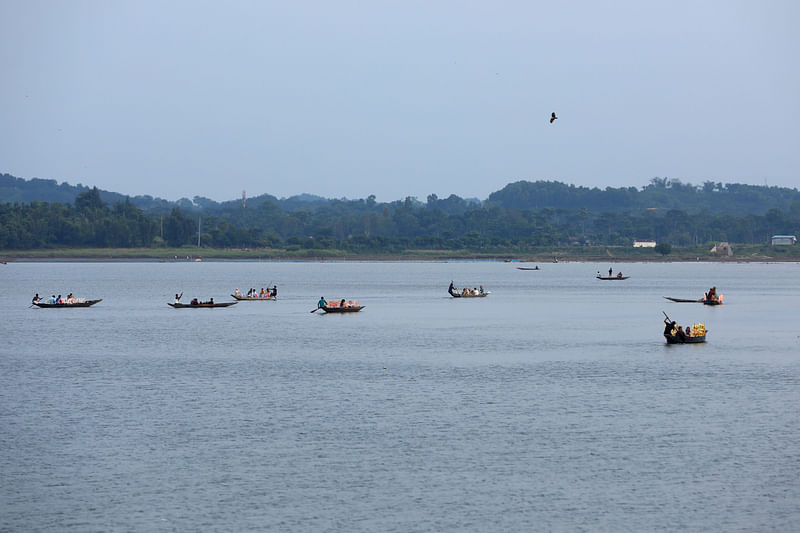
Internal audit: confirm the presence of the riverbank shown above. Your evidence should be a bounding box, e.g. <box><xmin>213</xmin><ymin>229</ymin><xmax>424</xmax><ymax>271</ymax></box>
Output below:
<box><xmin>2</xmin><ymin>244</ymin><xmax>798</xmax><ymax>262</ymax></box>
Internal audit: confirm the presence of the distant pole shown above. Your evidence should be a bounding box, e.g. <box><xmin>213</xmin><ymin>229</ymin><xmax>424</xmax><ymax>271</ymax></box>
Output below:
<box><xmin>160</xmin><ymin>215</ymin><xmax>163</xmax><ymax>239</ymax></box>
<box><xmin>197</xmin><ymin>216</ymin><xmax>201</xmax><ymax>247</ymax></box>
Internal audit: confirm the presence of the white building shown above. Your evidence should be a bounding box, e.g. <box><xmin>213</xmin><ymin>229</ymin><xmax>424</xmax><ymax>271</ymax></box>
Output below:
<box><xmin>771</xmin><ymin>235</ymin><xmax>796</xmax><ymax>245</ymax></box>
<box><xmin>633</xmin><ymin>239</ymin><xmax>657</xmax><ymax>248</ymax></box>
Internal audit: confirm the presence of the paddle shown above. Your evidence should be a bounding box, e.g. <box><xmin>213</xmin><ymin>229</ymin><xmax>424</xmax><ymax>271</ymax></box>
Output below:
<box><xmin>310</xmin><ymin>307</ymin><xmax>319</xmax><ymax>313</ymax></box>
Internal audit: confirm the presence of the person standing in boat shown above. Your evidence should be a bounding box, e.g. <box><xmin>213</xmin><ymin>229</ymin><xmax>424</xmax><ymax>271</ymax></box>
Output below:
<box><xmin>448</xmin><ymin>281</ymin><xmax>456</xmax><ymax>296</ymax></box>
<box><xmin>608</xmin><ymin>267</ymin><xmax>613</xmax><ymax>277</ymax></box>
<box><xmin>272</xmin><ymin>285</ymin><xmax>278</xmax><ymax>298</ymax></box>
<box><xmin>663</xmin><ymin>318</ymin><xmax>677</xmax><ymax>336</ymax></box>
<box><xmin>174</xmin><ymin>292</ymin><xmax>183</xmax><ymax>303</ymax></box>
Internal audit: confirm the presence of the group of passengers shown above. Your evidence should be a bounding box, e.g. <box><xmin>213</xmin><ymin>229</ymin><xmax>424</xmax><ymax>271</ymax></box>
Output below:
<box><xmin>704</xmin><ymin>286</ymin><xmax>719</xmax><ymax>302</ymax></box>
<box><xmin>317</xmin><ymin>297</ymin><xmax>354</xmax><ymax>309</ymax></box>
<box><xmin>32</xmin><ymin>292</ymin><xmax>77</xmax><ymax>305</ymax></box>
<box><xmin>235</xmin><ymin>286</ymin><xmax>277</xmax><ymax>298</ymax></box>
<box><xmin>663</xmin><ymin>319</ymin><xmax>700</xmax><ymax>341</ymax></box>
<box><xmin>189</xmin><ymin>297</ymin><xmax>214</xmax><ymax>305</ymax></box>
<box><xmin>448</xmin><ymin>281</ymin><xmax>485</xmax><ymax>296</ymax></box>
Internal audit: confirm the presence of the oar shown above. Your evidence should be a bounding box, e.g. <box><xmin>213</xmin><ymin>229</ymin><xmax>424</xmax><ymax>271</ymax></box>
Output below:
<box><xmin>662</xmin><ymin>310</ymin><xmax>672</xmax><ymax>323</ymax></box>
<box><xmin>310</xmin><ymin>307</ymin><xmax>319</xmax><ymax>313</ymax></box>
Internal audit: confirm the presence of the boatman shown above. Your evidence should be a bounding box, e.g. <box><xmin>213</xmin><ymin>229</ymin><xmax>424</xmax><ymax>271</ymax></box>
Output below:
<box><xmin>317</xmin><ymin>296</ymin><xmax>327</xmax><ymax>309</ymax></box>
<box><xmin>448</xmin><ymin>281</ymin><xmax>456</xmax><ymax>296</ymax></box>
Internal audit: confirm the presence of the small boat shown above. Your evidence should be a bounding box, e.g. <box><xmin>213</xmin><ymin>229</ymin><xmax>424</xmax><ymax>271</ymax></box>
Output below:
<box><xmin>319</xmin><ymin>305</ymin><xmax>364</xmax><ymax>313</ymax></box>
<box><xmin>168</xmin><ymin>301</ymin><xmax>238</xmax><ymax>308</ymax></box>
<box><xmin>664</xmin><ymin>296</ymin><xmax>703</xmax><ymax>303</ymax></box>
<box><xmin>703</xmin><ymin>297</ymin><xmax>722</xmax><ymax>306</ymax></box>
<box><xmin>664</xmin><ymin>333</ymin><xmax>707</xmax><ymax>344</ymax></box>
<box><xmin>596</xmin><ymin>275</ymin><xmax>629</xmax><ymax>280</ymax></box>
<box><xmin>517</xmin><ymin>266</ymin><xmax>539</xmax><ymax>271</ymax></box>
<box><xmin>231</xmin><ymin>294</ymin><xmax>276</xmax><ymax>301</ymax></box>
<box><xmin>450</xmin><ymin>291</ymin><xmax>490</xmax><ymax>298</ymax></box>
<box><xmin>34</xmin><ymin>299</ymin><xmax>102</xmax><ymax>308</ymax></box>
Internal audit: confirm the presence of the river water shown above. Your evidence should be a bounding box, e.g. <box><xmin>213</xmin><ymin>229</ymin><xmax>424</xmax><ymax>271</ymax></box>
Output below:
<box><xmin>1</xmin><ymin>260</ymin><xmax>799</xmax><ymax>531</ymax></box>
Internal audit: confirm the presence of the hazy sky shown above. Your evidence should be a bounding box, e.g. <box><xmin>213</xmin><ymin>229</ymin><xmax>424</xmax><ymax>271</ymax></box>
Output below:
<box><xmin>2</xmin><ymin>1</ymin><xmax>798</xmax><ymax>202</ymax></box>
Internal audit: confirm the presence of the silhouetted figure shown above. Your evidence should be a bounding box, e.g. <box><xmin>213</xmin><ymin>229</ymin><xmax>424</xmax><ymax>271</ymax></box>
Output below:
<box><xmin>550</xmin><ymin>112</ymin><xmax>557</xmax><ymax>124</ymax></box>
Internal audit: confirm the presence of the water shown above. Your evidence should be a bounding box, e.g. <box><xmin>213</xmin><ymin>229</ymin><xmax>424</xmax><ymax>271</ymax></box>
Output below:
<box><xmin>2</xmin><ymin>261</ymin><xmax>799</xmax><ymax>531</ymax></box>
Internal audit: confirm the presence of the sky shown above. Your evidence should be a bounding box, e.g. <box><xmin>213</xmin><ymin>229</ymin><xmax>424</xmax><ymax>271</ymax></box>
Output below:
<box><xmin>1</xmin><ymin>0</ymin><xmax>799</xmax><ymax>203</ymax></box>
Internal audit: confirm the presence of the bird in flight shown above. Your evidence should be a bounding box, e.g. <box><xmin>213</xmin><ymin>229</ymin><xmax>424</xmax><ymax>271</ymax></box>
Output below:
<box><xmin>550</xmin><ymin>112</ymin><xmax>558</xmax><ymax>124</ymax></box>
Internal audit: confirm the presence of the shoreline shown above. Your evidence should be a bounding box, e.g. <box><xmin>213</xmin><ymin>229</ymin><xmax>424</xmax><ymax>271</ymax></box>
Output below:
<box><xmin>2</xmin><ymin>244</ymin><xmax>798</xmax><ymax>263</ymax></box>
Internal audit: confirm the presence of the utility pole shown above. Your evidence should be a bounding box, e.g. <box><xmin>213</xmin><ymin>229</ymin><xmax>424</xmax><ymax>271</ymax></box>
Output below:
<box><xmin>197</xmin><ymin>216</ymin><xmax>201</xmax><ymax>247</ymax></box>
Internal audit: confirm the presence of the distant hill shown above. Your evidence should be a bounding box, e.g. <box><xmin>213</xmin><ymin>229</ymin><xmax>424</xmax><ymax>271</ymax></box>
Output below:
<box><xmin>487</xmin><ymin>179</ymin><xmax>800</xmax><ymax>215</ymax></box>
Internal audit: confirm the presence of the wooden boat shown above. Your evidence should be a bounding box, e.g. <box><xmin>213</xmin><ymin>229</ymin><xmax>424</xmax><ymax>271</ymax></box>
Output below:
<box><xmin>168</xmin><ymin>301</ymin><xmax>238</xmax><ymax>308</ymax></box>
<box><xmin>231</xmin><ymin>294</ymin><xmax>276</xmax><ymax>301</ymax></box>
<box><xmin>34</xmin><ymin>299</ymin><xmax>102</xmax><ymax>308</ymax></box>
<box><xmin>703</xmin><ymin>298</ymin><xmax>722</xmax><ymax>306</ymax></box>
<box><xmin>664</xmin><ymin>333</ymin><xmax>707</xmax><ymax>344</ymax></box>
<box><xmin>319</xmin><ymin>305</ymin><xmax>364</xmax><ymax>313</ymax></box>
<box><xmin>517</xmin><ymin>267</ymin><xmax>539</xmax><ymax>271</ymax></box>
<box><xmin>664</xmin><ymin>296</ymin><xmax>703</xmax><ymax>303</ymax></box>
<box><xmin>596</xmin><ymin>275</ymin><xmax>629</xmax><ymax>280</ymax></box>
<box><xmin>450</xmin><ymin>291</ymin><xmax>490</xmax><ymax>298</ymax></box>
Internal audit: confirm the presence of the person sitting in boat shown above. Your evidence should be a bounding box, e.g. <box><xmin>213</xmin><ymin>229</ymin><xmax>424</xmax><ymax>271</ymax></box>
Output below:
<box><xmin>340</xmin><ymin>298</ymin><xmax>347</xmax><ymax>308</ymax></box>
<box><xmin>462</xmin><ymin>288</ymin><xmax>469</xmax><ymax>296</ymax></box>
<box><xmin>676</xmin><ymin>326</ymin><xmax>687</xmax><ymax>342</ymax></box>
<box><xmin>705</xmin><ymin>286</ymin><xmax>718</xmax><ymax>302</ymax></box>
<box><xmin>685</xmin><ymin>325</ymin><xmax>692</xmax><ymax>337</ymax></box>
<box><xmin>616</xmin><ymin>272</ymin><xmax>623</xmax><ymax>278</ymax></box>
<box><xmin>234</xmin><ymin>288</ymin><xmax>242</xmax><ymax>297</ymax></box>
<box><xmin>56</xmin><ymin>295</ymin><xmax>63</xmax><ymax>304</ymax></box>
<box><xmin>208</xmin><ymin>298</ymin><xmax>214</xmax><ymax>305</ymax></box>
<box><xmin>48</xmin><ymin>295</ymin><xmax>56</xmax><ymax>304</ymax></box>
<box><xmin>448</xmin><ymin>281</ymin><xmax>456</xmax><ymax>296</ymax></box>
<box><xmin>66</xmin><ymin>293</ymin><xmax>75</xmax><ymax>304</ymax></box>
<box><xmin>318</xmin><ymin>296</ymin><xmax>327</xmax><ymax>309</ymax></box>
<box><xmin>32</xmin><ymin>293</ymin><xmax>40</xmax><ymax>305</ymax></box>
<box><xmin>479</xmin><ymin>285</ymin><xmax>485</xmax><ymax>294</ymax></box>
<box><xmin>191</xmin><ymin>298</ymin><xmax>199</xmax><ymax>305</ymax></box>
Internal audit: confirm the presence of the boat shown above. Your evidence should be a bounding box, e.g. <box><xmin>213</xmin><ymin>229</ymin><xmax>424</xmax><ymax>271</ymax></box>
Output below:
<box><xmin>703</xmin><ymin>297</ymin><xmax>723</xmax><ymax>306</ymax></box>
<box><xmin>517</xmin><ymin>266</ymin><xmax>539</xmax><ymax>271</ymax></box>
<box><xmin>231</xmin><ymin>294</ymin><xmax>276</xmax><ymax>301</ymax></box>
<box><xmin>596</xmin><ymin>275</ymin><xmax>629</xmax><ymax>280</ymax></box>
<box><xmin>450</xmin><ymin>291</ymin><xmax>490</xmax><ymax>298</ymax></box>
<box><xmin>33</xmin><ymin>299</ymin><xmax>102</xmax><ymax>308</ymax></box>
<box><xmin>664</xmin><ymin>296</ymin><xmax>703</xmax><ymax>303</ymax></box>
<box><xmin>168</xmin><ymin>301</ymin><xmax>238</xmax><ymax>308</ymax></box>
<box><xmin>319</xmin><ymin>304</ymin><xmax>364</xmax><ymax>313</ymax></box>
<box><xmin>664</xmin><ymin>332</ymin><xmax>707</xmax><ymax>344</ymax></box>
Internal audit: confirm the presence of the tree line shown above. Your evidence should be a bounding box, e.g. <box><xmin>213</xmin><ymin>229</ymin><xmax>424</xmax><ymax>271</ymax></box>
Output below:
<box><xmin>2</xmin><ymin>181</ymin><xmax>799</xmax><ymax>251</ymax></box>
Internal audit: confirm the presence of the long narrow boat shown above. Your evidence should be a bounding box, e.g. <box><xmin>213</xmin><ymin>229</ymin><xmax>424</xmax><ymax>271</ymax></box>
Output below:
<box><xmin>450</xmin><ymin>291</ymin><xmax>490</xmax><ymax>298</ymax></box>
<box><xmin>34</xmin><ymin>299</ymin><xmax>102</xmax><ymax>308</ymax></box>
<box><xmin>664</xmin><ymin>296</ymin><xmax>703</xmax><ymax>303</ymax></box>
<box><xmin>596</xmin><ymin>275</ymin><xmax>629</xmax><ymax>280</ymax></box>
<box><xmin>231</xmin><ymin>294</ymin><xmax>276</xmax><ymax>301</ymax></box>
<box><xmin>664</xmin><ymin>333</ymin><xmax>707</xmax><ymax>344</ymax></box>
<box><xmin>168</xmin><ymin>301</ymin><xmax>238</xmax><ymax>308</ymax></box>
<box><xmin>517</xmin><ymin>267</ymin><xmax>540</xmax><ymax>271</ymax></box>
<box><xmin>319</xmin><ymin>305</ymin><xmax>364</xmax><ymax>313</ymax></box>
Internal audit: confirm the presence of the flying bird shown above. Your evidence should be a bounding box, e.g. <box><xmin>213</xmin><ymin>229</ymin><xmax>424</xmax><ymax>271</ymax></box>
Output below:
<box><xmin>550</xmin><ymin>112</ymin><xmax>558</xmax><ymax>124</ymax></box>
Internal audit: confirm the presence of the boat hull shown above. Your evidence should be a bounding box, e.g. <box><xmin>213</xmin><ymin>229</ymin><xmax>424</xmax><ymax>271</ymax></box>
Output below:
<box><xmin>450</xmin><ymin>292</ymin><xmax>489</xmax><ymax>298</ymax></box>
<box><xmin>596</xmin><ymin>276</ymin><xmax>629</xmax><ymax>280</ymax></box>
<box><xmin>320</xmin><ymin>305</ymin><xmax>364</xmax><ymax>313</ymax></box>
<box><xmin>168</xmin><ymin>302</ymin><xmax>238</xmax><ymax>308</ymax></box>
<box><xmin>34</xmin><ymin>299</ymin><xmax>102</xmax><ymax>308</ymax></box>
<box><xmin>664</xmin><ymin>297</ymin><xmax>703</xmax><ymax>303</ymax></box>
<box><xmin>664</xmin><ymin>334</ymin><xmax>707</xmax><ymax>344</ymax></box>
